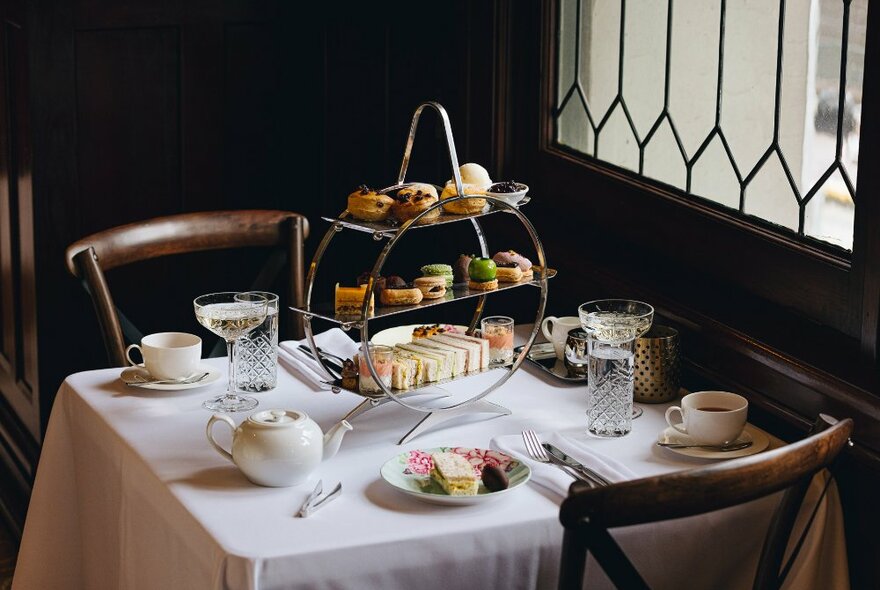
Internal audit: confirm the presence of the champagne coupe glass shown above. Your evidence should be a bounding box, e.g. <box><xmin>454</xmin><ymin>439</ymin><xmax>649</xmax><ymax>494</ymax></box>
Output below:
<box><xmin>194</xmin><ymin>292</ymin><xmax>268</xmax><ymax>412</ymax></box>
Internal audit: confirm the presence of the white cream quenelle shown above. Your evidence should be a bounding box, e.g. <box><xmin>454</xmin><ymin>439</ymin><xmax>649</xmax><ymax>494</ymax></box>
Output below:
<box><xmin>206</xmin><ymin>409</ymin><xmax>352</xmax><ymax>487</ymax></box>
<box><xmin>446</xmin><ymin>162</ymin><xmax>492</xmax><ymax>189</ymax></box>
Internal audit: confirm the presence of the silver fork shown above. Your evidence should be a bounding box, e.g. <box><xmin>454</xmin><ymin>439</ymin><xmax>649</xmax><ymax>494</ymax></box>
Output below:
<box><xmin>521</xmin><ymin>430</ymin><xmax>596</xmax><ymax>487</ymax></box>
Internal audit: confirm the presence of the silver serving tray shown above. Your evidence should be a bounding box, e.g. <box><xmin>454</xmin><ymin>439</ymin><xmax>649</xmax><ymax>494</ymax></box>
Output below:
<box><xmin>514</xmin><ymin>343</ymin><xmax>586</xmax><ymax>383</ymax></box>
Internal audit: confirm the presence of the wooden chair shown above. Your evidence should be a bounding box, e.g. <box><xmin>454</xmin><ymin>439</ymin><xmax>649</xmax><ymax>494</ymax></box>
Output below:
<box><xmin>558</xmin><ymin>414</ymin><xmax>853</xmax><ymax>590</ymax></box>
<box><xmin>65</xmin><ymin>210</ymin><xmax>309</xmax><ymax>367</ymax></box>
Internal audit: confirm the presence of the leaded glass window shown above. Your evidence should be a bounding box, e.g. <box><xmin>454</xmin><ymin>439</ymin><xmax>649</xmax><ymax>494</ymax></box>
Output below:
<box><xmin>555</xmin><ymin>0</ymin><xmax>866</xmax><ymax>251</ymax></box>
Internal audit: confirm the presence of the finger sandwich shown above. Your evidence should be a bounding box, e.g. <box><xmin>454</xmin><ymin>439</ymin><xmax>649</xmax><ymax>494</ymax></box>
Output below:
<box><xmin>411</xmin><ymin>339</ymin><xmax>468</xmax><ymax>375</ymax></box>
<box><xmin>428</xmin><ymin>334</ymin><xmax>483</xmax><ymax>373</ymax></box>
<box><xmin>395</xmin><ymin>343</ymin><xmax>456</xmax><ymax>379</ymax></box>
<box><xmin>430</xmin><ymin>452</ymin><xmax>479</xmax><ymax>496</ymax></box>
<box><xmin>436</xmin><ymin>333</ymin><xmax>490</xmax><ymax>370</ymax></box>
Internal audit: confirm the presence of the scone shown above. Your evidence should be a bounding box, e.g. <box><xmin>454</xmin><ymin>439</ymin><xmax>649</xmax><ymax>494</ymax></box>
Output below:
<box><xmin>347</xmin><ymin>185</ymin><xmax>394</xmax><ymax>222</ymax></box>
<box><xmin>440</xmin><ymin>183</ymin><xmax>488</xmax><ymax>215</ymax></box>
<box><xmin>430</xmin><ymin>452</ymin><xmax>478</xmax><ymax>496</ymax></box>
<box><xmin>393</xmin><ymin>184</ymin><xmax>441</xmax><ymax>224</ymax></box>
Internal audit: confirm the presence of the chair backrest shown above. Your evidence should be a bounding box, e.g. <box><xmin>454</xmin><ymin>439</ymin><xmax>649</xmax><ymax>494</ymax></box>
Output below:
<box><xmin>557</xmin><ymin>414</ymin><xmax>853</xmax><ymax>590</ymax></box>
<box><xmin>65</xmin><ymin>210</ymin><xmax>309</xmax><ymax>367</ymax></box>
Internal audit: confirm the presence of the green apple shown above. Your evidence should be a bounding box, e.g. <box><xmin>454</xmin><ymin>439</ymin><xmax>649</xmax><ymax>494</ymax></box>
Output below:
<box><xmin>468</xmin><ymin>257</ymin><xmax>497</xmax><ymax>282</ymax></box>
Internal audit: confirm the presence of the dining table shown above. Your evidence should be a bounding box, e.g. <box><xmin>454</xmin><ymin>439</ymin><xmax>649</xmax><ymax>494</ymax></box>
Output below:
<box><xmin>12</xmin><ymin>326</ymin><xmax>849</xmax><ymax>590</ymax></box>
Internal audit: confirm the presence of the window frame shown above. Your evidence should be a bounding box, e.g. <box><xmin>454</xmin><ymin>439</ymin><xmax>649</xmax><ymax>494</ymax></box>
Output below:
<box><xmin>494</xmin><ymin>0</ymin><xmax>880</xmax><ymax>458</ymax></box>
<box><xmin>511</xmin><ymin>0</ymin><xmax>880</xmax><ymax>354</ymax></box>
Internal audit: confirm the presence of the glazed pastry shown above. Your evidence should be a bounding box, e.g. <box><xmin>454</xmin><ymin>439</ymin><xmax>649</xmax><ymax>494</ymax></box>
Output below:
<box><xmin>393</xmin><ymin>184</ymin><xmax>441</xmax><ymax>224</ymax></box>
<box><xmin>492</xmin><ymin>250</ymin><xmax>533</xmax><ymax>280</ymax></box>
<box><xmin>440</xmin><ymin>183</ymin><xmax>488</xmax><ymax>215</ymax></box>
<box><xmin>347</xmin><ymin>185</ymin><xmax>394</xmax><ymax>222</ymax></box>
<box><xmin>334</xmin><ymin>283</ymin><xmax>374</xmax><ymax>315</ymax></box>
<box><xmin>420</xmin><ymin>264</ymin><xmax>454</xmax><ymax>288</ymax></box>
<box><xmin>380</xmin><ymin>284</ymin><xmax>424</xmax><ymax>306</ymax></box>
<box><xmin>453</xmin><ymin>254</ymin><xmax>472</xmax><ymax>283</ymax></box>
<box><xmin>413</xmin><ymin>276</ymin><xmax>447</xmax><ymax>299</ymax></box>
<box><xmin>458</xmin><ymin>163</ymin><xmax>492</xmax><ymax>189</ymax></box>
<box><xmin>495</xmin><ymin>262</ymin><xmax>523</xmax><ymax>283</ymax></box>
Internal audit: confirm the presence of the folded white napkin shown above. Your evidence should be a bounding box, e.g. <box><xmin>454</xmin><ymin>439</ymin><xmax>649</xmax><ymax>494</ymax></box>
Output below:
<box><xmin>491</xmin><ymin>432</ymin><xmax>637</xmax><ymax>499</ymax></box>
<box><xmin>278</xmin><ymin>329</ymin><xmax>360</xmax><ymax>391</ymax></box>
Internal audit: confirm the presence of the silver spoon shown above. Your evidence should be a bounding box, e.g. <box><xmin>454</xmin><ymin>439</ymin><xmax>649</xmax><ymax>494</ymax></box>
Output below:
<box><xmin>656</xmin><ymin>440</ymin><xmax>753</xmax><ymax>451</ymax></box>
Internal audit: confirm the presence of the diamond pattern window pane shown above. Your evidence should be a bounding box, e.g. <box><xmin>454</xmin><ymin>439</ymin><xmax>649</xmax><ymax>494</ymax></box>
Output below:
<box><xmin>554</xmin><ymin>0</ymin><xmax>866</xmax><ymax>251</ymax></box>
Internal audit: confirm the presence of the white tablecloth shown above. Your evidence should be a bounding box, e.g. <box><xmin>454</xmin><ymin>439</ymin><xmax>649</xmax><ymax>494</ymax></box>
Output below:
<box><xmin>14</xmin><ymin>336</ymin><xmax>849</xmax><ymax>590</ymax></box>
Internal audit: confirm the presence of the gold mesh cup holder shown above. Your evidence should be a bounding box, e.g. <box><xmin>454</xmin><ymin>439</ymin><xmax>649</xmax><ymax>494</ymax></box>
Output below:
<box><xmin>634</xmin><ymin>325</ymin><xmax>680</xmax><ymax>403</ymax></box>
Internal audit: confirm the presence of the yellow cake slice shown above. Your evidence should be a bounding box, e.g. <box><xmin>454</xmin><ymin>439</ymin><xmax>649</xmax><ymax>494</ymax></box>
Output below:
<box><xmin>430</xmin><ymin>452</ymin><xmax>478</xmax><ymax>496</ymax></box>
<box><xmin>334</xmin><ymin>283</ymin><xmax>374</xmax><ymax>315</ymax></box>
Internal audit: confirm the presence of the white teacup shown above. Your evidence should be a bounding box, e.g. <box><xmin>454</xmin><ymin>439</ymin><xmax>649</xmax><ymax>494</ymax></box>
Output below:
<box><xmin>541</xmin><ymin>316</ymin><xmax>582</xmax><ymax>360</ymax></box>
<box><xmin>125</xmin><ymin>332</ymin><xmax>202</xmax><ymax>380</ymax></box>
<box><xmin>664</xmin><ymin>391</ymin><xmax>748</xmax><ymax>445</ymax></box>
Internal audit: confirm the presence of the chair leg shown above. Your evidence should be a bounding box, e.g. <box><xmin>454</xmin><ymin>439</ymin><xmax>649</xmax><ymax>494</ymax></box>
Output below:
<box><xmin>584</xmin><ymin>524</ymin><xmax>651</xmax><ymax>590</ymax></box>
<box><xmin>559</xmin><ymin>528</ymin><xmax>588</xmax><ymax>590</ymax></box>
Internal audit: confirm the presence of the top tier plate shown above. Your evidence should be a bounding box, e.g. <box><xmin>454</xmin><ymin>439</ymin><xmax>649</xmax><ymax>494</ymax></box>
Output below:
<box><xmin>322</xmin><ymin>196</ymin><xmax>530</xmax><ymax>236</ymax></box>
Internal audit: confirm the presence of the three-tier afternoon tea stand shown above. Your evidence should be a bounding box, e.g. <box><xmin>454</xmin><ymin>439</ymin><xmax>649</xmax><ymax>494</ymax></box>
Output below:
<box><xmin>290</xmin><ymin>101</ymin><xmax>555</xmax><ymax>444</ymax></box>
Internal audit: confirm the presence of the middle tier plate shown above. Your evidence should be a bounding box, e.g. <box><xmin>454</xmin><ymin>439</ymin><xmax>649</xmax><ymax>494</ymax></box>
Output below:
<box><xmin>290</xmin><ymin>268</ymin><xmax>556</xmax><ymax>325</ymax></box>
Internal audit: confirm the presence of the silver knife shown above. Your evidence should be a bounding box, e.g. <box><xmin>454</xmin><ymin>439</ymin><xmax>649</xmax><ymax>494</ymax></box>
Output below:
<box><xmin>542</xmin><ymin>443</ymin><xmax>611</xmax><ymax>486</ymax></box>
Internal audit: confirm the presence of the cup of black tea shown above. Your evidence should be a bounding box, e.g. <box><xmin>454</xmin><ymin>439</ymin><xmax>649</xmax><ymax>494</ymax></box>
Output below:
<box><xmin>664</xmin><ymin>391</ymin><xmax>748</xmax><ymax>445</ymax></box>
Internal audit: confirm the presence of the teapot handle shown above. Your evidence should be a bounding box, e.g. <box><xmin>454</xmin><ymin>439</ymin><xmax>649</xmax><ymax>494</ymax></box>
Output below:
<box><xmin>206</xmin><ymin>414</ymin><xmax>236</xmax><ymax>464</ymax></box>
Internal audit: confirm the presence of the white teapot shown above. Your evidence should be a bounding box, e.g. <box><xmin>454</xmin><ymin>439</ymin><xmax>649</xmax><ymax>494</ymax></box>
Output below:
<box><xmin>206</xmin><ymin>409</ymin><xmax>352</xmax><ymax>487</ymax></box>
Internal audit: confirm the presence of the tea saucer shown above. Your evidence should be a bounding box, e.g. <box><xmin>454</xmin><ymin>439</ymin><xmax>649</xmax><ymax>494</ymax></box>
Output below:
<box><xmin>657</xmin><ymin>423</ymin><xmax>770</xmax><ymax>459</ymax></box>
<box><xmin>120</xmin><ymin>364</ymin><xmax>222</xmax><ymax>391</ymax></box>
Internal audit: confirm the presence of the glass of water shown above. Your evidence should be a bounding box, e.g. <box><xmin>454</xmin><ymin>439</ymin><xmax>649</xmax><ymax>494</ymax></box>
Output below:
<box><xmin>235</xmin><ymin>292</ymin><xmax>279</xmax><ymax>392</ymax></box>
<box><xmin>578</xmin><ymin>299</ymin><xmax>654</xmax><ymax>437</ymax></box>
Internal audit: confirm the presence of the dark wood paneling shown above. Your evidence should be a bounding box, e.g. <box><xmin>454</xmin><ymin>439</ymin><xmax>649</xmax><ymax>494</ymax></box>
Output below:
<box><xmin>0</xmin><ymin>0</ymin><xmax>39</xmax><ymax>441</ymax></box>
<box><xmin>75</xmin><ymin>27</ymin><xmax>182</xmax><ymax>234</ymax></box>
<box><xmin>0</xmin><ymin>0</ymin><xmax>41</xmax><ymax>537</ymax></box>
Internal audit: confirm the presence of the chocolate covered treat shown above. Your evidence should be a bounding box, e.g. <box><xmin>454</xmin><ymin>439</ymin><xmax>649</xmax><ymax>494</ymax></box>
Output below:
<box><xmin>481</xmin><ymin>465</ymin><xmax>509</xmax><ymax>491</ymax></box>
<box><xmin>453</xmin><ymin>254</ymin><xmax>472</xmax><ymax>283</ymax></box>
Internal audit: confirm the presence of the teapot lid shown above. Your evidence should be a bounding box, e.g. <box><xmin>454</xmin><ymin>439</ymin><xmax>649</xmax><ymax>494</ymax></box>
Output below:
<box><xmin>247</xmin><ymin>409</ymin><xmax>307</xmax><ymax>427</ymax></box>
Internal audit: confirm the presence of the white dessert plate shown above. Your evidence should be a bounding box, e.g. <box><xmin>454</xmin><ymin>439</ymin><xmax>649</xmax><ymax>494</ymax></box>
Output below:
<box><xmin>657</xmin><ymin>423</ymin><xmax>771</xmax><ymax>459</ymax></box>
<box><xmin>120</xmin><ymin>364</ymin><xmax>222</xmax><ymax>391</ymax></box>
<box><xmin>380</xmin><ymin>446</ymin><xmax>531</xmax><ymax>506</ymax></box>
<box><xmin>371</xmin><ymin>324</ymin><xmax>470</xmax><ymax>348</ymax></box>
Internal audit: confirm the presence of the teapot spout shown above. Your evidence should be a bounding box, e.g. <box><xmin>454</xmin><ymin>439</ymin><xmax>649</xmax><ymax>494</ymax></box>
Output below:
<box><xmin>323</xmin><ymin>420</ymin><xmax>353</xmax><ymax>459</ymax></box>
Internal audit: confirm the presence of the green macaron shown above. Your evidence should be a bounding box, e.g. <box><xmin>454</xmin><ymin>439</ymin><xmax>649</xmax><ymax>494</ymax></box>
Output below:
<box><xmin>420</xmin><ymin>264</ymin><xmax>454</xmax><ymax>287</ymax></box>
